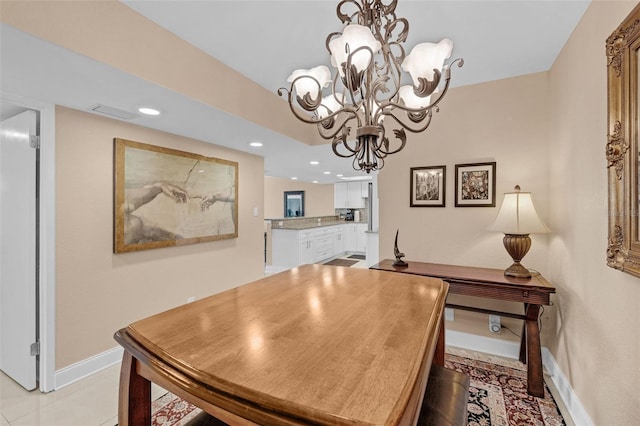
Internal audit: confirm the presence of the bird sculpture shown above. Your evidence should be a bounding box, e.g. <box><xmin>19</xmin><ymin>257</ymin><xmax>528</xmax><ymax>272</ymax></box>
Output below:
<box><xmin>393</xmin><ymin>229</ymin><xmax>408</xmax><ymax>267</ymax></box>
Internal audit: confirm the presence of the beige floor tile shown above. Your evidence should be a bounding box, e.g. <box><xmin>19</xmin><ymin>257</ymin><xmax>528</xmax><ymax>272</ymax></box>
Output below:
<box><xmin>11</xmin><ymin>375</ymin><xmax>119</xmax><ymax>426</ymax></box>
<box><xmin>99</xmin><ymin>415</ymin><xmax>118</xmax><ymax>426</ymax></box>
<box><xmin>1</xmin><ymin>370</ymin><xmax>109</xmax><ymax>423</ymax></box>
<box><xmin>97</xmin><ymin>364</ymin><xmax>121</xmax><ymax>383</ymax></box>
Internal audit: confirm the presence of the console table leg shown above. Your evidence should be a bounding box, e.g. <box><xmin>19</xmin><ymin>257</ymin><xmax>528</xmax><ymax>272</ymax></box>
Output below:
<box><xmin>519</xmin><ymin>307</ymin><xmax>527</xmax><ymax>364</ymax></box>
<box><xmin>525</xmin><ymin>304</ymin><xmax>544</xmax><ymax>397</ymax></box>
<box><xmin>119</xmin><ymin>351</ymin><xmax>151</xmax><ymax>426</ymax></box>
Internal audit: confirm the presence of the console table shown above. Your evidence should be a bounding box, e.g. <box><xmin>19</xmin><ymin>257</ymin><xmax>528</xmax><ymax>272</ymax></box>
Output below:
<box><xmin>114</xmin><ymin>264</ymin><xmax>449</xmax><ymax>425</ymax></box>
<box><xmin>370</xmin><ymin>259</ymin><xmax>556</xmax><ymax>397</ymax></box>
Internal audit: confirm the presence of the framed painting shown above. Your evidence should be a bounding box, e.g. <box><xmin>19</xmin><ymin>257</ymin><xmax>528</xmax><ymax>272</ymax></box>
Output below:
<box><xmin>113</xmin><ymin>138</ymin><xmax>238</xmax><ymax>253</ymax></box>
<box><xmin>410</xmin><ymin>166</ymin><xmax>446</xmax><ymax>207</ymax></box>
<box><xmin>455</xmin><ymin>162</ymin><xmax>496</xmax><ymax>207</ymax></box>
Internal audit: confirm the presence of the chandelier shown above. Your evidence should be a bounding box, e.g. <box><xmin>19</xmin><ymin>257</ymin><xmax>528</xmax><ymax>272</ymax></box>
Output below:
<box><xmin>278</xmin><ymin>0</ymin><xmax>463</xmax><ymax>173</ymax></box>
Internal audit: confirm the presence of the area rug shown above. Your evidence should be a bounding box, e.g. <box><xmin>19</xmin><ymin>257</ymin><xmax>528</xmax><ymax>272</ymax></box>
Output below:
<box><xmin>347</xmin><ymin>254</ymin><xmax>366</xmax><ymax>260</ymax></box>
<box><xmin>445</xmin><ymin>352</ymin><xmax>566</xmax><ymax>426</ymax></box>
<box><xmin>323</xmin><ymin>258</ymin><xmax>358</xmax><ymax>267</ymax></box>
<box><xmin>149</xmin><ymin>352</ymin><xmax>566</xmax><ymax>426</ymax></box>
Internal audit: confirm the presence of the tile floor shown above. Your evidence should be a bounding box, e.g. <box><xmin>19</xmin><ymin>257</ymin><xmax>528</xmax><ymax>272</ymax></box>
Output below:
<box><xmin>0</xmin><ymin>364</ymin><xmax>168</xmax><ymax>426</ymax></box>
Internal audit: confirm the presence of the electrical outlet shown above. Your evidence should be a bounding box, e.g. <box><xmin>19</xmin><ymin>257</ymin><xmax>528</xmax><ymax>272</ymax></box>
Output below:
<box><xmin>489</xmin><ymin>315</ymin><xmax>501</xmax><ymax>333</ymax></box>
<box><xmin>445</xmin><ymin>308</ymin><xmax>454</xmax><ymax>321</ymax></box>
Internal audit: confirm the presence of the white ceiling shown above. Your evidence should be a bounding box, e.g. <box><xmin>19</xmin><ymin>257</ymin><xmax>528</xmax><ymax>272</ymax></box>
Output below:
<box><xmin>0</xmin><ymin>0</ymin><xmax>590</xmax><ymax>183</ymax></box>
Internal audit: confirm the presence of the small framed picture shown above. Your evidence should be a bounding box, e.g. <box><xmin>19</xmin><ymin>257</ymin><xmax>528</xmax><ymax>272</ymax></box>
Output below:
<box><xmin>410</xmin><ymin>165</ymin><xmax>446</xmax><ymax>207</ymax></box>
<box><xmin>455</xmin><ymin>162</ymin><xmax>496</xmax><ymax>207</ymax></box>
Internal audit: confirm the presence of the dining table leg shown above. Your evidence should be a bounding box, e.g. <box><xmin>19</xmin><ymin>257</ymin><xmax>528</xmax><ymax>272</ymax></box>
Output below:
<box><xmin>119</xmin><ymin>351</ymin><xmax>151</xmax><ymax>426</ymax></box>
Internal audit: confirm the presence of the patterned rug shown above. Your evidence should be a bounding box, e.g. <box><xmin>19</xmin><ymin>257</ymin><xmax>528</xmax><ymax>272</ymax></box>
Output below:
<box><xmin>149</xmin><ymin>352</ymin><xmax>566</xmax><ymax>426</ymax></box>
<box><xmin>445</xmin><ymin>351</ymin><xmax>566</xmax><ymax>426</ymax></box>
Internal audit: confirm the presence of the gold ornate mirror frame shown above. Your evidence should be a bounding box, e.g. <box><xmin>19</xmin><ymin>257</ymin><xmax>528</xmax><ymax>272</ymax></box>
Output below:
<box><xmin>607</xmin><ymin>4</ymin><xmax>640</xmax><ymax>277</ymax></box>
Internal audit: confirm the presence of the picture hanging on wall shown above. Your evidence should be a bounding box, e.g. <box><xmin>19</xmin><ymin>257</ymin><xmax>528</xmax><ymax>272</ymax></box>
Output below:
<box><xmin>113</xmin><ymin>138</ymin><xmax>238</xmax><ymax>253</ymax></box>
<box><xmin>455</xmin><ymin>162</ymin><xmax>496</xmax><ymax>207</ymax></box>
<box><xmin>410</xmin><ymin>165</ymin><xmax>446</xmax><ymax>207</ymax></box>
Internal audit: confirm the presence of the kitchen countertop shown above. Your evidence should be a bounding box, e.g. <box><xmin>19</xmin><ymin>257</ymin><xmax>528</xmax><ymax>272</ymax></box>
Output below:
<box><xmin>272</xmin><ymin>221</ymin><xmax>368</xmax><ymax>230</ymax></box>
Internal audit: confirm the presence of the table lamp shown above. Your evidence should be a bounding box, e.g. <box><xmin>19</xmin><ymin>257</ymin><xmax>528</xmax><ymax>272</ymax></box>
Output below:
<box><xmin>488</xmin><ymin>185</ymin><xmax>550</xmax><ymax>278</ymax></box>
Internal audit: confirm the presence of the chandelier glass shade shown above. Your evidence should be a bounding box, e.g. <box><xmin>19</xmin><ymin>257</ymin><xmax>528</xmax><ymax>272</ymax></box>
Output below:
<box><xmin>278</xmin><ymin>0</ymin><xmax>463</xmax><ymax>173</ymax></box>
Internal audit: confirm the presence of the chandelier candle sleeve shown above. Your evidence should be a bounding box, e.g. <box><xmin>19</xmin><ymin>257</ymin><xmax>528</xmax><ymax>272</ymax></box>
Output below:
<box><xmin>278</xmin><ymin>0</ymin><xmax>463</xmax><ymax>173</ymax></box>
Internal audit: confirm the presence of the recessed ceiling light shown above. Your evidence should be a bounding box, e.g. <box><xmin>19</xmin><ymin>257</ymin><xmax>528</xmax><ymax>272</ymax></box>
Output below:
<box><xmin>336</xmin><ymin>174</ymin><xmax>344</xmax><ymax>177</ymax></box>
<box><xmin>138</xmin><ymin>107</ymin><xmax>160</xmax><ymax>116</ymax></box>
<box><xmin>249</xmin><ymin>141</ymin><xmax>263</xmax><ymax>147</ymax></box>
<box><xmin>310</xmin><ymin>161</ymin><xmax>319</xmax><ymax>165</ymax></box>
<box><xmin>291</xmin><ymin>177</ymin><xmax>298</xmax><ymax>180</ymax></box>
<box><xmin>323</xmin><ymin>171</ymin><xmax>331</xmax><ymax>175</ymax></box>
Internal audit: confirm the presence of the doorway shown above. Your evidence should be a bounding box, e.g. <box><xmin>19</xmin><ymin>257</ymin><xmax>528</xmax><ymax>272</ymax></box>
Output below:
<box><xmin>0</xmin><ymin>95</ymin><xmax>56</xmax><ymax>392</ymax></box>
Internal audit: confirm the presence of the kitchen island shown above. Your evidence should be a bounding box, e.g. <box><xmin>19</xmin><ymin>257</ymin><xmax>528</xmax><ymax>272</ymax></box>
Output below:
<box><xmin>268</xmin><ymin>216</ymin><xmax>367</xmax><ymax>268</ymax></box>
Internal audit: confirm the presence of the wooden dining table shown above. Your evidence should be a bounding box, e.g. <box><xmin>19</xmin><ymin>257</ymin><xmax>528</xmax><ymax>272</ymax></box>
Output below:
<box><xmin>114</xmin><ymin>264</ymin><xmax>449</xmax><ymax>425</ymax></box>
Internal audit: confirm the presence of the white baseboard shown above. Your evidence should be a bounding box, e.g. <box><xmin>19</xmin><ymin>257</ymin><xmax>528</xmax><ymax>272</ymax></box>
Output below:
<box><xmin>446</xmin><ymin>329</ymin><xmax>521</xmax><ymax>359</ymax></box>
<box><xmin>446</xmin><ymin>330</ymin><xmax>592</xmax><ymax>426</ymax></box>
<box><xmin>54</xmin><ymin>346</ymin><xmax>123</xmax><ymax>390</ymax></box>
<box><xmin>542</xmin><ymin>348</ymin><xmax>593</xmax><ymax>426</ymax></box>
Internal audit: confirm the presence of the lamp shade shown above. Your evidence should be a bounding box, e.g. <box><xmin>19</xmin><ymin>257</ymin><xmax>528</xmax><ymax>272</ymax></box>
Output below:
<box><xmin>488</xmin><ymin>186</ymin><xmax>550</xmax><ymax>235</ymax></box>
<box><xmin>399</xmin><ymin>85</ymin><xmax>433</xmax><ymax>109</ymax></box>
<box><xmin>401</xmin><ymin>38</ymin><xmax>453</xmax><ymax>86</ymax></box>
<box><xmin>287</xmin><ymin>65</ymin><xmax>331</xmax><ymax>100</ymax></box>
<box><xmin>317</xmin><ymin>93</ymin><xmax>345</xmax><ymax>119</ymax></box>
<box><xmin>329</xmin><ymin>24</ymin><xmax>381</xmax><ymax>78</ymax></box>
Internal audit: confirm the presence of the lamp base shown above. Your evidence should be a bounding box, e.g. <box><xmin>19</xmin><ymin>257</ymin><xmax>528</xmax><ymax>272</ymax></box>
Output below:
<box><xmin>504</xmin><ymin>261</ymin><xmax>532</xmax><ymax>278</ymax></box>
<box><xmin>502</xmin><ymin>234</ymin><xmax>532</xmax><ymax>278</ymax></box>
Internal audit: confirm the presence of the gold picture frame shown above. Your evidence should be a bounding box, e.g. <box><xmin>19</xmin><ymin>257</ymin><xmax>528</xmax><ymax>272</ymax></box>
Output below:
<box><xmin>113</xmin><ymin>138</ymin><xmax>238</xmax><ymax>253</ymax></box>
<box><xmin>606</xmin><ymin>4</ymin><xmax>640</xmax><ymax>277</ymax></box>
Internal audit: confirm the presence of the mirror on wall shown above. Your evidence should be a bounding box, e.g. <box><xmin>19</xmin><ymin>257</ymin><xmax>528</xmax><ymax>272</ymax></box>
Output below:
<box><xmin>284</xmin><ymin>191</ymin><xmax>304</xmax><ymax>218</ymax></box>
<box><xmin>606</xmin><ymin>3</ymin><xmax>640</xmax><ymax>277</ymax></box>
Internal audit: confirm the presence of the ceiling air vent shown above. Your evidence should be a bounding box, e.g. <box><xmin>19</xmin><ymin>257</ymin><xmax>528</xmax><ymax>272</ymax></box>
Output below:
<box><xmin>89</xmin><ymin>104</ymin><xmax>138</xmax><ymax>120</ymax></box>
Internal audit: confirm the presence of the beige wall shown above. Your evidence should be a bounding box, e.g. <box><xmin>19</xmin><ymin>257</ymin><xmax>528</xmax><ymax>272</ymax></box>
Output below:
<box><xmin>547</xmin><ymin>1</ymin><xmax>640</xmax><ymax>424</ymax></box>
<box><xmin>264</xmin><ymin>176</ymin><xmax>335</xmax><ymax>219</ymax></box>
<box><xmin>378</xmin><ymin>72</ymin><xmax>553</xmax><ymax>343</ymax></box>
<box><xmin>55</xmin><ymin>106</ymin><xmax>265</xmax><ymax>369</ymax></box>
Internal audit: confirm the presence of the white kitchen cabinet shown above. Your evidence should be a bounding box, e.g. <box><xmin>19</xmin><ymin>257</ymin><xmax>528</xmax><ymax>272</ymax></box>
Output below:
<box><xmin>272</xmin><ymin>225</ymin><xmax>348</xmax><ymax>268</ymax></box>
<box><xmin>344</xmin><ymin>223</ymin><xmax>367</xmax><ymax>253</ymax></box>
<box><xmin>356</xmin><ymin>223</ymin><xmax>367</xmax><ymax>252</ymax></box>
<box><xmin>334</xmin><ymin>182</ymin><xmax>367</xmax><ymax>209</ymax></box>
<box><xmin>334</xmin><ymin>182</ymin><xmax>349</xmax><ymax>208</ymax></box>
<box><xmin>298</xmin><ymin>232</ymin><xmax>315</xmax><ymax>265</ymax></box>
<box><xmin>333</xmin><ymin>226</ymin><xmax>345</xmax><ymax>254</ymax></box>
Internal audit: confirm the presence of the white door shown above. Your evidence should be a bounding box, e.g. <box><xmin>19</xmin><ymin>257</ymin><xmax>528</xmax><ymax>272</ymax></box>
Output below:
<box><xmin>0</xmin><ymin>110</ymin><xmax>38</xmax><ymax>390</ymax></box>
